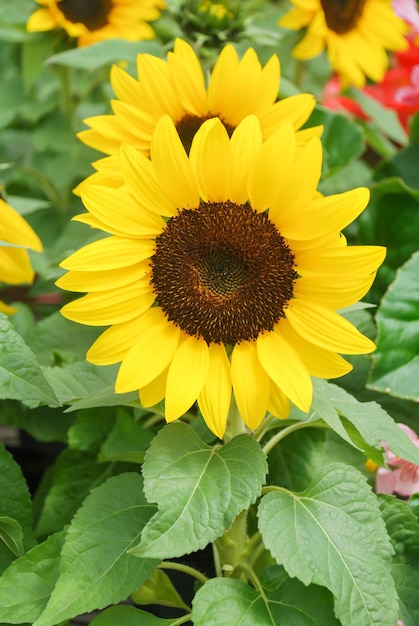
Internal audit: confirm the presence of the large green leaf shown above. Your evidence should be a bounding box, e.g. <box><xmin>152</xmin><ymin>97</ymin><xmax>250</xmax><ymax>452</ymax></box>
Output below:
<box><xmin>312</xmin><ymin>380</ymin><xmax>419</xmax><ymax>465</ymax></box>
<box><xmin>192</xmin><ymin>572</ymin><xmax>339</xmax><ymax>625</ymax></box>
<box><xmin>33</xmin><ymin>449</ymin><xmax>114</xmax><ymax>538</ymax></box>
<box><xmin>258</xmin><ymin>463</ymin><xmax>398</xmax><ymax>626</ymax></box>
<box><xmin>0</xmin><ymin>313</ymin><xmax>59</xmax><ymax>408</ymax></box>
<box><xmin>0</xmin><ymin>531</ymin><xmax>65</xmax><ymax>624</ymax></box>
<box><xmin>379</xmin><ymin>495</ymin><xmax>419</xmax><ymax>626</ymax></box>
<box><xmin>368</xmin><ymin>252</ymin><xmax>419</xmax><ymax>401</ymax></box>
<box><xmin>0</xmin><ymin>444</ymin><xmax>35</xmax><ymax>572</ymax></box>
<box><xmin>131</xmin><ymin>423</ymin><xmax>267</xmax><ymax>559</ymax></box>
<box><xmin>33</xmin><ymin>473</ymin><xmax>158</xmax><ymax>626</ymax></box>
<box><xmin>42</xmin><ymin>360</ymin><xmax>138</xmax><ymax>410</ymax></box>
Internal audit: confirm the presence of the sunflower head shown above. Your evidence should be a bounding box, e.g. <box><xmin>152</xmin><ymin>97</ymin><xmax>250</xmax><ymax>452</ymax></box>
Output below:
<box><xmin>0</xmin><ymin>199</ymin><xmax>43</xmax><ymax>315</ymax></box>
<box><xmin>176</xmin><ymin>0</ymin><xmax>244</xmax><ymax>45</ymax></box>
<box><xmin>26</xmin><ymin>0</ymin><xmax>166</xmax><ymax>47</ymax></box>
<box><xmin>279</xmin><ymin>0</ymin><xmax>408</xmax><ymax>87</ymax></box>
<box><xmin>58</xmin><ymin>113</ymin><xmax>385</xmax><ymax>439</ymax></box>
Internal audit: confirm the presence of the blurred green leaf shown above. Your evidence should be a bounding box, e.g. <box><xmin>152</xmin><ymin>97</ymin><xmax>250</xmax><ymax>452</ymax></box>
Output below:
<box><xmin>358</xmin><ymin>177</ymin><xmax>419</xmax><ymax>302</ymax></box>
<box><xmin>368</xmin><ymin>252</ymin><xmax>419</xmax><ymax>402</ymax></box>
<box><xmin>33</xmin><ymin>473</ymin><xmax>158</xmax><ymax>626</ymax></box>
<box><xmin>131</xmin><ymin>423</ymin><xmax>267</xmax><ymax>559</ymax></box>
<box><xmin>46</xmin><ymin>39</ymin><xmax>165</xmax><ymax>70</ymax></box>
<box><xmin>98</xmin><ymin>411</ymin><xmax>153</xmax><ymax>464</ymax></box>
<box><xmin>258</xmin><ymin>463</ymin><xmax>397</xmax><ymax>626</ymax></box>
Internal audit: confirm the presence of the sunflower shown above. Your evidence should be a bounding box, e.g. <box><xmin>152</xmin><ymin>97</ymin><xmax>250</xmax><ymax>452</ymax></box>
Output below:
<box><xmin>0</xmin><ymin>199</ymin><xmax>43</xmax><ymax>315</ymax></box>
<box><xmin>26</xmin><ymin>0</ymin><xmax>165</xmax><ymax>47</ymax></box>
<box><xmin>58</xmin><ymin>115</ymin><xmax>385</xmax><ymax>438</ymax></box>
<box><xmin>279</xmin><ymin>0</ymin><xmax>408</xmax><ymax>87</ymax></box>
<box><xmin>75</xmin><ymin>38</ymin><xmax>321</xmax><ymax>190</ymax></box>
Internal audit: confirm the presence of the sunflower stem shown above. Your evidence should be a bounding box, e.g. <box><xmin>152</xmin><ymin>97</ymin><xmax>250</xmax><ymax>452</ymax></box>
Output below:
<box><xmin>262</xmin><ymin>418</ymin><xmax>327</xmax><ymax>456</ymax></box>
<box><xmin>223</xmin><ymin>397</ymin><xmax>246</xmax><ymax>442</ymax></box>
<box><xmin>158</xmin><ymin>561</ymin><xmax>209</xmax><ymax>584</ymax></box>
<box><xmin>214</xmin><ymin>509</ymin><xmax>249</xmax><ymax>578</ymax></box>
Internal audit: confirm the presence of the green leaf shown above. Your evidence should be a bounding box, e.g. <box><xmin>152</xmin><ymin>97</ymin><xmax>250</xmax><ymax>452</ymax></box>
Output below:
<box><xmin>67</xmin><ymin>408</ymin><xmax>116</xmax><ymax>453</ymax></box>
<box><xmin>45</xmin><ymin>39</ymin><xmax>164</xmax><ymax>70</ymax></box>
<box><xmin>358</xmin><ymin>177</ymin><xmax>419</xmax><ymax>302</ymax></box>
<box><xmin>192</xmin><ymin>573</ymin><xmax>339</xmax><ymax>625</ymax></box>
<box><xmin>33</xmin><ymin>473</ymin><xmax>158</xmax><ymax>626</ymax></box>
<box><xmin>258</xmin><ymin>463</ymin><xmax>398</xmax><ymax>626</ymax></box>
<box><xmin>374</xmin><ymin>143</ymin><xmax>419</xmax><ymax>190</ymax></box>
<box><xmin>368</xmin><ymin>252</ymin><xmax>419</xmax><ymax>401</ymax></box>
<box><xmin>0</xmin><ymin>313</ymin><xmax>60</xmax><ymax>408</ymax></box>
<box><xmin>131</xmin><ymin>423</ymin><xmax>267</xmax><ymax>559</ymax></box>
<box><xmin>379</xmin><ymin>496</ymin><xmax>419</xmax><ymax>626</ymax></box>
<box><xmin>305</xmin><ymin>106</ymin><xmax>364</xmax><ymax>173</ymax></box>
<box><xmin>348</xmin><ymin>87</ymin><xmax>408</xmax><ymax>146</ymax></box>
<box><xmin>98</xmin><ymin>411</ymin><xmax>154</xmax><ymax>464</ymax></box>
<box><xmin>312</xmin><ymin>380</ymin><xmax>419</xmax><ymax>465</ymax></box>
<box><xmin>0</xmin><ymin>517</ymin><xmax>24</xmax><ymax>558</ymax></box>
<box><xmin>0</xmin><ymin>531</ymin><xmax>65</xmax><ymax>624</ymax></box>
<box><xmin>0</xmin><ymin>444</ymin><xmax>35</xmax><ymax>572</ymax></box>
<box><xmin>42</xmin><ymin>360</ymin><xmax>138</xmax><ymax>409</ymax></box>
<box><xmin>131</xmin><ymin>567</ymin><xmax>190</xmax><ymax>610</ymax></box>
<box><xmin>89</xmin><ymin>605</ymin><xmax>175</xmax><ymax>626</ymax></box>
<box><xmin>23</xmin><ymin>311</ymin><xmax>102</xmax><ymax>366</ymax></box>
<box><xmin>33</xmin><ymin>449</ymin><xmax>114</xmax><ymax>538</ymax></box>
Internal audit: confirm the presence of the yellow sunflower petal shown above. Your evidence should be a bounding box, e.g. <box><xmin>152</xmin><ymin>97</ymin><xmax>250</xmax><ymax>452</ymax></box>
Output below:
<box><xmin>256</xmin><ymin>330</ymin><xmax>312</xmax><ymax>413</ymax></box>
<box><xmin>168</xmin><ymin>39</ymin><xmax>207</xmax><ymax>115</ymax></box>
<box><xmin>0</xmin><ymin>300</ymin><xmax>16</xmax><ymax>315</ymax></box>
<box><xmin>286</xmin><ymin>299</ymin><xmax>376</xmax><ymax>354</ymax></box>
<box><xmin>277</xmin><ymin>319</ymin><xmax>353</xmax><ymax>379</ymax></box>
<box><xmin>1</xmin><ymin>199</ymin><xmax>42</xmax><ymax>251</ymax></box>
<box><xmin>61</xmin><ymin>283</ymin><xmax>154</xmax><ymax>326</ymax></box>
<box><xmin>80</xmin><ymin>185</ymin><xmax>165</xmax><ymax>237</ymax></box>
<box><xmin>115</xmin><ymin>309</ymin><xmax>181</xmax><ymax>392</ymax></box>
<box><xmin>198</xmin><ymin>343</ymin><xmax>232</xmax><ymax>440</ymax></box>
<box><xmin>189</xmin><ymin>118</ymin><xmax>232</xmax><ymax>202</ymax></box>
<box><xmin>110</xmin><ymin>64</ymin><xmax>143</xmax><ymax>107</ymax></box>
<box><xmin>229</xmin><ymin>115</ymin><xmax>263</xmax><ymax>204</ymax></box>
<box><xmin>56</xmin><ymin>262</ymin><xmax>149</xmax><ymax>292</ymax></box>
<box><xmin>150</xmin><ymin>116</ymin><xmax>200</xmax><ymax>209</ymax></box>
<box><xmin>258</xmin><ymin>94</ymin><xmax>317</xmax><ymax>138</ymax></box>
<box><xmin>26</xmin><ymin>8</ymin><xmax>58</xmax><ymax>32</ymax></box>
<box><xmin>136</xmin><ymin>53</ymin><xmax>184</xmax><ymax>119</ymax></box>
<box><xmin>231</xmin><ymin>341</ymin><xmax>270</xmax><ymax>430</ymax></box>
<box><xmin>139</xmin><ymin>367</ymin><xmax>168</xmax><ymax>408</ymax></box>
<box><xmin>0</xmin><ymin>248</ymin><xmax>34</xmax><ymax>285</ymax></box>
<box><xmin>268</xmin><ymin>382</ymin><xmax>291</xmax><ymax>419</ymax></box>
<box><xmin>119</xmin><ymin>143</ymin><xmax>178</xmax><ymax>218</ymax></box>
<box><xmin>165</xmin><ymin>336</ymin><xmax>210</xmax><ymax>421</ymax></box>
<box><xmin>248</xmin><ymin>121</ymin><xmax>297</xmax><ymax>213</ymax></box>
<box><xmin>60</xmin><ymin>236</ymin><xmax>154</xmax><ymax>271</ymax></box>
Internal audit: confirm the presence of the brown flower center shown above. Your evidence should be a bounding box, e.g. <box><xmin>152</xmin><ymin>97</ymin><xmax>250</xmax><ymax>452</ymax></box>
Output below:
<box><xmin>150</xmin><ymin>201</ymin><xmax>297</xmax><ymax>344</ymax></box>
<box><xmin>58</xmin><ymin>0</ymin><xmax>113</xmax><ymax>30</ymax></box>
<box><xmin>176</xmin><ymin>114</ymin><xmax>235</xmax><ymax>154</ymax></box>
<box><xmin>320</xmin><ymin>0</ymin><xmax>366</xmax><ymax>35</ymax></box>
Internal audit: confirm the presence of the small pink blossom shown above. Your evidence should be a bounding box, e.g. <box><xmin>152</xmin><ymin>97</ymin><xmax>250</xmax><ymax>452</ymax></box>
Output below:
<box><xmin>392</xmin><ymin>0</ymin><xmax>419</xmax><ymax>32</ymax></box>
<box><xmin>376</xmin><ymin>423</ymin><xmax>419</xmax><ymax>497</ymax></box>
<box><xmin>395</xmin><ymin>65</ymin><xmax>419</xmax><ymax>105</ymax></box>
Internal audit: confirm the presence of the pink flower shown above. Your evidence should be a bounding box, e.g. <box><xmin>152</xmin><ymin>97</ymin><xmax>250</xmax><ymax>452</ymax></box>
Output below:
<box><xmin>376</xmin><ymin>423</ymin><xmax>419</xmax><ymax>497</ymax></box>
<box><xmin>392</xmin><ymin>0</ymin><xmax>419</xmax><ymax>32</ymax></box>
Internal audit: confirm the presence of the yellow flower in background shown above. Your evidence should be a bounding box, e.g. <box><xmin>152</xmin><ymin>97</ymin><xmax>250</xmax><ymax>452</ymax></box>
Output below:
<box><xmin>76</xmin><ymin>38</ymin><xmax>321</xmax><ymax>190</ymax></box>
<box><xmin>58</xmin><ymin>115</ymin><xmax>385</xmax><ymax>438</ymax></box>
<box><xmin>26</xmin><ymin>0</ymin><xmax>165</xmax><ymax>47</ymax></box>
<box><xmin>0</xmin><ymin>199</ymin><xmax>43</xmax><ymax>315</ymax></box>
<box><xmin>280</xmin><ymin>0</ymin><xmax>408</xmax><ymax>87</ymax></box>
